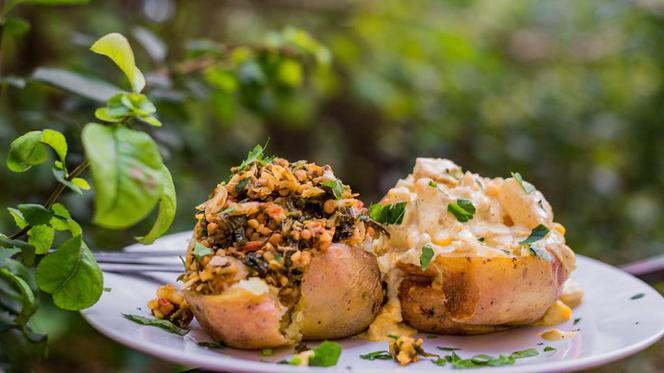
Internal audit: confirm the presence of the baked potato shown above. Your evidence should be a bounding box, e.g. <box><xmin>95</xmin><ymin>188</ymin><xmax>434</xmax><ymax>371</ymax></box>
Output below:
<box><xmin>174</xmin><ymin>153</ymin><xmax>383</xmax><ymax>348</ymax></box>
<box><xmin>366</xmin><ymin>158</ymin><xmax>577</xmax><ymax>336</ymax></box>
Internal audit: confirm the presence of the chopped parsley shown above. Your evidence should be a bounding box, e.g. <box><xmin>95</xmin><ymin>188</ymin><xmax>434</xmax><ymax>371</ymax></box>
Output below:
<box><xmin>543</xmin><ymin>346</ymin><xmax>556</xmax><ymax>352</ymax></box>
<box><xmin>573</xmin><ymin>318</ymin><xmax>581</xmax><ymax>325</ymax></box>
<box><xmin>436</xmin><ymin>346</ymin><xmax>461</xmax><ymax>352</ymax></box>
<box><xmin>420</xmin><ymin>244</ymin><xmax>435</xmax><ymax>271</ymax></box>
<box><xmin>520</xmin><ymin>224</ymin><xmax>550</xmax><ymax>245</ymax></box>
<box><xmin>198</xmin><ymin>341</ymin><xmax>225</xmax><ymax>349</ymax></box>
<box><xmin>511</xmin><ymin>171</ymin><xmax>535</xmax><ymax>194</ymax></box>
<box><xmin>122</xmin><ymin>314</ymin><xmax>189</xmax><ymax>336</ymax></box>
<box><xmin>321</xmin><ymin>179</ymin><xmax>344</xmax><ymax>199</ymax></box>
<box><xmin>511</xmin><ymin>348</ymin><xmax>539</xmax><ymax>359</ymax></box>
<box><xmin>431</xmin><ymin>348</ymin><xmax>540</xmax><ymax>369</ymax></box>
<box><xmin>280</xmin><ymin>341</ymin><xmax>342</xmax><ymax>367</ymax></box>
<box><xmin>447</xmin><ymin>199</ymin><xmax>475</xmax><ymax>222</ymax></box>
<box><xmin>193</xmin><ymin>242</ymin><xmax>214</xmax><ymax>260</ymax></box>
<box><xmin>360</xmin><ymin>351</ymin><xmax>392</xmax><ymax>361</ymax></box>
<box><xmin>103</xmin><ymin>287</ymin><xmax>112</xmax><ymax>292</ymax></box>
<box><xmin>426</xmin><ymin>334</ymin><xmax>438</xmax><ymax>339</ymax></box>
<box><xmin>368</xmin><ymin>202</ymin><xmax>406</xmax><ymax>225</ymax></box>
<box><xmin>630</xmin><ymin>293</ymin><xmax>645</xmax><ymax>300</ymax></box>
<box><xmin>261</xmin><ymin>348</ymin><xmax>273</xmax><ymax>356</ymax></box>
<box><xmin>235</xmin><ymin>178</ymin><xmax>249</xmax><ymax>192</ymax></box>
<box><xmin>237</xmin><ymin>143</ymin><xmax>268</xmax><ymax>170</ymax></box>
<box><xmin>428</xmin><ymin>180</ymin><xmax>438</xmax><ymax>188</ymax></box>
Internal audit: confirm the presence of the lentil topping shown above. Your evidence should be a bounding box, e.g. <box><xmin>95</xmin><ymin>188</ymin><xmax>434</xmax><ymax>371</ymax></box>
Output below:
<box><xmin>178</xmin><ymin>148</ymin><xmax>371</xmax><ymax>308</ymax></box>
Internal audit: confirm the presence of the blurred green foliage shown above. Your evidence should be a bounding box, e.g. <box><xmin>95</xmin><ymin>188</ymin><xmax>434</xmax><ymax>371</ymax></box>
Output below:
<box><xmin>0</xmin><ymin>0</ymin><xmax>662</xmax><ymax>371</ymax></box>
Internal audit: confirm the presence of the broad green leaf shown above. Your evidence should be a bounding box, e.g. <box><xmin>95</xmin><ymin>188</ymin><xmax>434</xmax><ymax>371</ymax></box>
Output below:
<box><xmin>36</xmin><ymin>235</ymin><xmax>103</xmax><ymax>311</ymax></box>
<box><xmin>139</xmin><ymin>115</ymin><xmax>162</xmax><ymax>127</ymax></box>
<box><xmin>27</xmin><ymin>225</ymin><xmax>55</xmax><ymax>254</ymax></box>
<box><xmin>49</xmin><ymin>203</ymin><xmax>81</xmax><ymax>235</ymax></box>
<box><xmin>90</xmin><ymin>33</ymin><xmax>145</xmax><ymax>92</ymax></box>
<box><xmin>6</xmin><ymin>131</ymin><xmax>48</xmax><ymax>172</ymax></box>
<box><xmin>39</xmin><ymin>129</ymin><xmax>67</xmax><ymax>164</ymax></box>
<box><xmin>32</xmin><ymin>67</ymin><xmax>120</xmax><ymax>102</ymax></box>
<box><xmin>3</xmin><ymin>17</ymin><xmax>30</xmax><ymax>37</ymax></box>
<box><xmin>0</xmin><ymin>256</ymin><xmax>36</xmax><ymax>290</ymax></box>
<box><xmin>17</xmin><ymin>204</ymin><xmax>52</xmax><ymax>226</ymax></box>
<box><xmin>0</xmin><ymin>268</ymin><xmax>35</xmax><ymax>324</ymax></box>
<box><xmin>7</xmin><ymin>207</ymin><xmax>27</xmax><ymax>228</ymax></box>
<box><xmin>136</xmin><ymin>165</ymin><xmax>176</xmax><ymax>244</ymax></box>
<box><xmin>82</xmin><ymin>123</ymin><xmax>163</xmax><ymax>228</ymax></box>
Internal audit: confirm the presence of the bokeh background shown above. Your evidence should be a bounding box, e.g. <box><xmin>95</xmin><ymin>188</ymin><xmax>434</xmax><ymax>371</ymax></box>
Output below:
<box><xmin>0</xmin><ymin>0</ymin><xmax>662</xmax><ymax>371</ymax></box>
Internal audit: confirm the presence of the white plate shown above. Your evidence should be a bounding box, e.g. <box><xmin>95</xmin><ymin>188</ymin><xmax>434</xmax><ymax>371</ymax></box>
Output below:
<box><xmin>81</xmin><ymin>232</ymin><xmax>664</xmax><ymax>372</ymax></box>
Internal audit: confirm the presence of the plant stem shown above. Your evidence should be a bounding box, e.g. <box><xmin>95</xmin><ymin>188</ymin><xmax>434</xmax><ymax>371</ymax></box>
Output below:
<box><xmin>8</xmin><ymin>159</ymin><xmax>90</xmax><ymax>239</ymax></box>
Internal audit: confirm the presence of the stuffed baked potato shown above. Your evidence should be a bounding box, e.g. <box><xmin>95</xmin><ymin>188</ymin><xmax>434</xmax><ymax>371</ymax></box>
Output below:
<box><xmin>366</xmin><ymin>158</ymin><xmax>577</xmax><ymax>337</ymax></box>
<box><xmin>165</xmin><ymin>151</ymin><xmax>383</xmax><ymax>349</ymax></box>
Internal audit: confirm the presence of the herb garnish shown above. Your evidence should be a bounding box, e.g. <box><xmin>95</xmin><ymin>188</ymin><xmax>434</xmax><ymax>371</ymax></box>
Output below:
<box><xmin>279</xmin><ymin>341</ymin><xmax>342</xmax><ymax>367</ymax></box>
<box><xmin>198</xmin><ymin>341</ymin><xmax>225</xmax><ymax>349</ymax></box>
<box><xmin>237</xmin><ymin>143</ymin><xmax>267</xmax><ymax>170</ymax></box>
<box><xmin>235</xmin><ymin>178</ymin><xmax>249</xmax><ymax>193</ymax></box>
<box><xmin>428</xmin><ymin>180</ymin><xmax>438</xmax><ymax>188</ymax></box>
<box><xmin>436</xmin><ymin>346</ymin><xmax>461</xmax><ymax>352</ymax></box>
<box><xmin>630</xmin><ymin>293</ymin><xmax>645</xmax><ymax>300</ymax></box>
<box><xmin>122</xmin><ymin>314</ymin><xmax>189</xmax><ymax>336</ymax></box>
<box><xmin>543</xmin><ymin>346</ymin><xmax>556</xmax><ymax>352</ymax></box>
<box><xmin>193</xmin><ymin>242</ymin><xmax>213</xmax><ymax>260</ymax></box>
<box><xmin>420</xmin><ymin>244</ymin><xmax>434</xmax><ymax>271</ymax></box>
<box><xmin>321</xmin><ymin>179</ymin><xmax>344</xmax><ymax>199</ymax></box>
<box><xmin>520</xmin><ymin>224</ymin><xmax>550</xmax><ymax>245</ymax></box>
<box><xmin>261</xmin><ymin>348</ymin><xmax>273</xmax><ymax>356</ymax></box>
<box><xmin>573</xmin><ymin>318</ymin><xmax>581</xmax><ymax>325</ymax></box>
<box><xmin>447</xmin><ymin>199</ymin><xmax>475</xmax><ymax>222</ymax></box>
<box><xmin>103</xmin><ymin>287</ymin><xmax>112</xmax><ymax>292</ymax></box>
<box><xmin>529</xmin><ymin>246</ymin><xmax>552</xmax><ymax>261</ymax></box>
<box><xmin>368</xmin><ymin>202</ymin><xmax>406</xmax><ymax>225</ymax></box>
<box><xmin>511</xmin><ymin>172</ymin><xmax>535</xmax><ymax>194</ymax></box>
<box><xmin>360</xmin><ymin>350</ymin><xmax>392</xmax><ymax>361</ymax></box>
<box><xmin>426</xmin><ymin>334</ymin><xmax>438</xmax><ymax>339</ymax></box>
<box><xmin>432</xmin><ymin>348</ymin><xmax>540</xmax><ymax>369</ymax></box>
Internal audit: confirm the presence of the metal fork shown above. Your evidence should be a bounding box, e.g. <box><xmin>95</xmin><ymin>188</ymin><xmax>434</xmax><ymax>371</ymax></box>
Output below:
<box><xmin>93</xmin><ymin>250</ymin><xmax>185</xmax><ymax>273</ymax></box>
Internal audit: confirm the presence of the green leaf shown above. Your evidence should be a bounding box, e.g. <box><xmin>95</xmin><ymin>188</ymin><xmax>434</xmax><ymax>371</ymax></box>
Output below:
<box><xmin>90</xmin><ymin>33</ymin><xmax>145</xmax><ymax>92</ymax></box>
<box><xmin>0</xmin><ymin>248</ymin><xmax>21</xmax><ymax>262</ymax></box>
<box><xmin>18</xmin><ymin>204</ymin><xmax>52</xmax><ymax>226</ymax></box>
<box><xmin>139</xmin><ymin>115</ymin><xmax>162</xmax><ymax>127</ymax></box>
<box><xmin>511</xmin><ymin>348</ymin><xmax>539</xmax><ymax>359</ymax></box>
<box><xmin>3</xmin><ymin>17</ymin><xmax>30</xmax><ymax>37</ymax></box>
<box><xmin>630</xmin><ymin>293</ymin><xmax>645</xmax><ymax>300</ymax></box>
<box><xmin>136</xmin><ymin>166</ymin><xmax>177</xmax><ymax>244</ymax></box>
<box><xmin>71</xmin><ymin>177</ymin><xmax>90</xmax><ymax>190</ymax></box>
<box><xmin>511</xmin><ymin>172</ymin><xmax>535</xmax><ymax>194</ymax></box>
<box><xmin>82</xmin><ymin>123</ymin><xmax>164</xmax><ymax>229</ymax></box>
<box><xmin>360</xmin><ymin>350</ymin><xmax>392</xmax><ymax>361</ymax></box>
<box><xmin>520</xmin><ymin>224</ymin><xmax>550</xmax><ymax>245</ymax></box>
<box><xmin>122</xmin><ymin>314</ymin><xmax>189</xmax><ymax>336</ymax></box>
<box><xmin>321</xmin><ymin>179</ymin><xmax>344</xmax><ymax>200</ymax></box>
<box><xmin>49</xmin><ymin>203</ymin><xmax>81</xmax><ymax>235</ymax></box>
<box><xmin>193</xmin><ymin>242</ymin><xmax>213</xmax><ymax>260</ymax></box>
<box><xmin>39</xmin><ymin>129</ymin><xmax>67</xmax><ymax>164</ymax></box>
<box><xmin>368</xmin><ymin>202</ymin><xmax>406</xmax><ymax>225</ymax></box>
<box><xmin>420</xmin><ymin>244</ymin><xmax>434</xmax><ymax>271</ymax></box>
<box><xmin>436</xmin><ymin>346</ymin><xmax>461</xmax><ymax>351</ymax></box>
<box><xmin>447</xmin><ymin>199</ymin><xmax>475</xmax><ymax>222</ymax></box>
<box><xmin>6</xmin><ymin>131</ymin><xmax>48</xmax><ymax>172</ymax></box>
<box><xmin>28</xmin><ymin>225</ymin><xmax>55</xmax><ymax>254</ymax></box>
<box><xmin>52</xmin><ymin>167</ymin><xmax>82</xmax><ymax>195</ymax></box>
<box><xmin>36</xmin><ymin>235</ymin><xmax>103</xmax><ymax>311</ymax></box>
<box><xmin>237</xmin><ymin>144</ymin><xmax>265</xmax><ymax>170</ymax></box>
<box><xmin>543</xmin><ymin>346</ymin><xmax>556</xmax><ymax>352</ymax></box>
<box><xmin>0</xmin><ymin>268</ymin><xmax>36</xmax><ymax>325</ymax></box>
<box><xmin>309</xmin><ymin>341</ymin><xmax>342</xmax><ymax>367</ymax></box>
<box><xmin>431</xmin><ymin>358</ymin><xmax>447</xmax><ymax>366</ymax></box>
<box><xmin>32</xmin><ymin>67</ymin><xmax>120</xmax><ymax>102</ymax></box>
<box><xmin>7</xmin><ymin>207</ymin><xmax>27</xmax><ymax>228</ymax></box>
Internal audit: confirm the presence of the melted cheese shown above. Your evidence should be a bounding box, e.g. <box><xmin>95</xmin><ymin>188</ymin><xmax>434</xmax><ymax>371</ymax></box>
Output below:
<box><xmin>534</xmin><ymin>300</ymin><xmax>572</xmax><ymax>326</ymax></box>
<box><xmin>560</xmin><ymin>279</ymin><xmax>584</xmax><ymax>308</ymax></box>
<box><xmin>540</xmin><ymin>328</ymin><xmax>578</xmax><ymax>341</ymax></box>
<box><xmin>362</xmin><ymin>270</ymin><xmax>416</xmax><ymax>341</ymax></box>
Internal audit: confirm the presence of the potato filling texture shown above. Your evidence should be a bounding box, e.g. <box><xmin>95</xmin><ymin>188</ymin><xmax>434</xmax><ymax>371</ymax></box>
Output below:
<box><xmin>166</xmin><ymin>153</ymin><xmax>381</xmax><ymax>347</ymax></box>
<box><xmin>367</xmin><ymin>158</ymin><xmax>580</xmax><ymax>337</ymax></box>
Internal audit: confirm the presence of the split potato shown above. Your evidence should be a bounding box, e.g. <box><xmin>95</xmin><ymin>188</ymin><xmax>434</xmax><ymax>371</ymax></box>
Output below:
<box><xmin>366</xmin><ymin>158</ymin><xmax>577</xmax><ymax>336</ymax></box>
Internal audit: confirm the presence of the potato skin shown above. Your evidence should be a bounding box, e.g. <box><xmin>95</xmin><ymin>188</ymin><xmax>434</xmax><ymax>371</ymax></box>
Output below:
<box><xmin>185</xmin><ymin>288</ymin><xmax>290</xmax><ymax>349</ymax></box>
<box><xmin>398</xmin><ymin>252</ymin><xmax>569</xmax><ymax>334</ymax></box>
<box><xmin>299</xmin><ymin>243</ymin><xmax>383</xmax><ymax>339</ymax></box>
<box><xmin>184</xmin><ymin>243</ymin><xmax>383</xmax><ymax>348</ymax></box>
